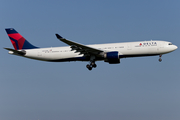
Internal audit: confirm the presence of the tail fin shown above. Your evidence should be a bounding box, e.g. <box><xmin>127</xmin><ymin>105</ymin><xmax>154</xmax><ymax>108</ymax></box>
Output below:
<box><xmin>5</xmin><ymin>28</ymin><xmax>38</xmax><ymax>50</ymax></box>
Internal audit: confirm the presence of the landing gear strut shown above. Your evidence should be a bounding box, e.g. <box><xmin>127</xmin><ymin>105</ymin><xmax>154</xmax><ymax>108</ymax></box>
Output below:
<box><xmin>159</xmin><ymin>55</ymin><xmax>162</xmax><ymax>62</ymax></box>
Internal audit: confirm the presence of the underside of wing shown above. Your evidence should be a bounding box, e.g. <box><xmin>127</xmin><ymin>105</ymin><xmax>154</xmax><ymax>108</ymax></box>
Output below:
<box><xmin>55</xmin><ymin>34</ymin><xmax>104</xmax><ymax>56</ymax></box>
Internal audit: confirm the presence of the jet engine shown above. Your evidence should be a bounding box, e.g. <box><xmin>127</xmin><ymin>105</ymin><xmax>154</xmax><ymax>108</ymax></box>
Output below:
<box><xmin>104</xmin><ymin>51</ymin><xmax>120</xmax><ymax>64</ymax></box>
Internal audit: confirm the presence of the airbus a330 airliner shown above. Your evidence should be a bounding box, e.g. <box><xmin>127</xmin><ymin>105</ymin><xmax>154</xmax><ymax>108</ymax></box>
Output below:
<box><xmin>5</xmin><ymin>28</ymin><xmax>178</xmax><ymax>70</ymax></box>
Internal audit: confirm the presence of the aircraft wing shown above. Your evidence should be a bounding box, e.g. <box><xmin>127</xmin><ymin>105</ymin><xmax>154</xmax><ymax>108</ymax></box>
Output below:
<box><xmin>56</xmin><ymin>34</ymin><xmax>104</xmax><ymax>56</ymax></box>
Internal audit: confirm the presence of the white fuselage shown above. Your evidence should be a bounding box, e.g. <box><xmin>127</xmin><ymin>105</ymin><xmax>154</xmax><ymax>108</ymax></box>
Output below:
<box><xmin>11</xmin><ymin>40</ymin><xmax>177</xmax><ymax>62</ymax></box>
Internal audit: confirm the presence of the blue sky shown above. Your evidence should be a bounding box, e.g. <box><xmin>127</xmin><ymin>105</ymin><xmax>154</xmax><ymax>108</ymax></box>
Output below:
<box><xmin>0</xmin><ymin>0</ymin><xmax>180</xmax><ymax>120</ymax></box>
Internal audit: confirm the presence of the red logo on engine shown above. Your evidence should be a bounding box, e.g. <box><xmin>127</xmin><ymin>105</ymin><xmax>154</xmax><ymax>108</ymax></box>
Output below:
<box><xmin>139</xmin><ymin>43</ymin><xmax>142</xmax><ymax>46</ymax></box>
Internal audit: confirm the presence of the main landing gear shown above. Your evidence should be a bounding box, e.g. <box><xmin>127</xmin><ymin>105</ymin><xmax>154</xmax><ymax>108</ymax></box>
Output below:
<box><xmin>86</xmin><ymin>56</ymin><xmax>97</xmax><ymax>70</ymax></box>
<box><xmin>86</xmin><ymin>62</ymin><xmax>97</xmax><ymax>71</ymax></box>
<box><xmin>159</xmin><ymin>55</ymin><xmax>162</xmax><ymax>62</ymax></box>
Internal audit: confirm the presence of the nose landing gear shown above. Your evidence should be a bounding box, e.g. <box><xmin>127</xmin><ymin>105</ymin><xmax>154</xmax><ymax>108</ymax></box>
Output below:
<box><xmin>159</xmin><ymin>55</ymin><xmax>162</xmax><ymax>62</ymax></box>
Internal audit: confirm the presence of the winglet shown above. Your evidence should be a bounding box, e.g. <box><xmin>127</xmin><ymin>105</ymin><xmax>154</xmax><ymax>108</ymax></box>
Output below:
<box><xmin>55</xmin><ymin>34</ymin><xmax>63</xmax><ymax>39</ymax></box>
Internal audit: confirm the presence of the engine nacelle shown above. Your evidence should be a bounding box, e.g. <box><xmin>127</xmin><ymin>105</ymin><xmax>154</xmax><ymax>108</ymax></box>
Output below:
<box><xmin>104</xmin><ymin>51</ymin><xmax>120</xmax><ymax>64</ymax></box>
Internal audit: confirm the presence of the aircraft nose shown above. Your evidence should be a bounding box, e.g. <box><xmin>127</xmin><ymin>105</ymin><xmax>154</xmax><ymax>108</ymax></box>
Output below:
<box><xmin>174</xmin><ymin>45</ymin><xmax>178</xmax><ymax>50</ymax></box>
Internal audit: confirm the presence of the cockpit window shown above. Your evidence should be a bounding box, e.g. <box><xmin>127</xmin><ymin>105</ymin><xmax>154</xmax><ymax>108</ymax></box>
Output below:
<box><xmin>168</xmin><ymin>43</ymin><xmax>173</xmax><ymax>45</ymax></box>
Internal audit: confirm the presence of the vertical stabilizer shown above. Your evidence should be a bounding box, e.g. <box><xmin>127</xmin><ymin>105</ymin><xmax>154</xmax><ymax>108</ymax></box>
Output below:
<box><xmin>5</xmin><ymin>28</ymin><xmax>38</xmax><ymax>50</ymax></box>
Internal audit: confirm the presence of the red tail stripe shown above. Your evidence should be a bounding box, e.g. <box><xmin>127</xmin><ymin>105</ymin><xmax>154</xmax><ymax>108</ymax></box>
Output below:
<box><xmin>8</xmin><ymin>33</ymin><xmax>26</xmax><ymax>50</ymax></box>
<box><xmin>10</xmin><ymin>40</ymin><xmax>17</xmax><ymax>50</ymax></box>
<box><xmin>18</xmin><ymin>37</ymin><xmax>26</xmax><ymax>50</ymax></box>
<box><xmin>8</xmin><ymin>33</ymin><xmax>23</xmax><ymax>40</ymax></box>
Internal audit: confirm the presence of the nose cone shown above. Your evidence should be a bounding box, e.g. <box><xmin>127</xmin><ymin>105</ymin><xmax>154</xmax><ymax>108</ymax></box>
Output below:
<box><xmin>174</xmin><ymin>45</ymin><xmax>178</xmax><ymax>50</ymax></box>
<box><xmin>167</xmin><ymin>45</ymin><xmax>178</xmax><ymax>53</ymax></box>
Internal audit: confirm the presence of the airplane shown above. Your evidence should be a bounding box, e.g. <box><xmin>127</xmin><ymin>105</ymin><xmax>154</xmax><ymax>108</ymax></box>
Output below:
<box><xmin>4</xmin><ymin>28</ymin><xmax>178</xmax><ymax>70</ymax></box>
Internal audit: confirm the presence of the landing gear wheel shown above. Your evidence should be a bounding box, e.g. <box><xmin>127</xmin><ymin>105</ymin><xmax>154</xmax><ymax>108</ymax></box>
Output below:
<box><xmin>91</xmin><ymin>62</ymin><xmax>97</xmax><ymax>68</ymax></box>
<box><xmin>86</xmin><ymin>64</ymin><xmax>92</xmax><ymax>70</ymax></box>
<box><xmin>159</xmin><ymin>58</ymin><xmax>162</xmax><ymax>62</ymax></box>
<box><xmin>92</xmin><ymin>64</ymin><xmax>97</xmax><ymax>68</ymax></box>
<box><xmin>88</xmin><ymin>67</ymin><xmax>92</xmax><ymax>70</ymax></box>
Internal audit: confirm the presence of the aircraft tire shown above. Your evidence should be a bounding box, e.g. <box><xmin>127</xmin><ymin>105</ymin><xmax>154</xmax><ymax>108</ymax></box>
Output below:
<box><xmin>92</xmin><ymin>64</ymin><xmax>97</xmax><ymax>68</ymax></box>
<box><xmin>86</xmin><ymin>64</ymin><xmax>92</xmax><ymax>70</ymax></box>
<box><xmin>159</xmin><ymin>58</ymin><xmax>162</xmax><ymax>62</ymax></box>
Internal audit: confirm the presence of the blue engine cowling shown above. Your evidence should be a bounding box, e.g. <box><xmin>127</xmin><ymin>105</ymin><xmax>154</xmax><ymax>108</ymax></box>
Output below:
<box><xmin>104</xmin><ymin>51</ymin><xmax>120</xmax><ymax>64</ymax></box>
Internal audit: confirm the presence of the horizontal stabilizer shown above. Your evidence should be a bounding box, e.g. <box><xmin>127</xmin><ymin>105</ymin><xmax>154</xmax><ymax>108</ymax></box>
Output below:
<box><xmin>4</xmin><ymin>48</ymin><xmax>26</xmax><ymax>56</ymax></box>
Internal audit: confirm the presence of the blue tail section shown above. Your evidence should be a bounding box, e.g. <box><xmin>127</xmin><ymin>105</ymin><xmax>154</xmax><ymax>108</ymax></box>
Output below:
<box><xmin>5</xmin><ymin>28</ymin><xmax>38</xmax><ymax>50</ymax></box>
